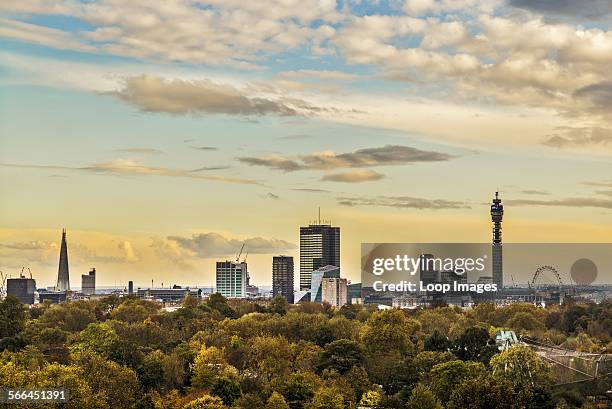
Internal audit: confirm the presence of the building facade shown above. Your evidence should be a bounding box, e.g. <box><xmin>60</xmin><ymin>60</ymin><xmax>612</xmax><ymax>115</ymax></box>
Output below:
<box><xmin>216</xmin><ymin>261</ymin><xmax>247</xmax><ymax>298</ymax></box>
<box><xmin>321</xmin><ymin>277</ymin><xmax>347</xmax><ymax>308</ymax></box>
<box><xmin>272</xmin><ymin>256</ymin><xmax>294</xmax><ymax>303</ymax></box>
<box><xmin>7</xmin><ymin>275</ymin><xmax>36</xmax><ymax>304</ymax></box>
<box><xmin>81</xmin><ymin>268</ymin><xmax>96</xmax><ymax>295</ymax></box>
<box><xmin>310</xmin><ymin>265</ymin><xmax>340</xmax><ymax>303</ymax></box>
<box><xmin>299</xmin><ymin>223</ymin><xmax>340</xmax><ymax>291</ymax></box>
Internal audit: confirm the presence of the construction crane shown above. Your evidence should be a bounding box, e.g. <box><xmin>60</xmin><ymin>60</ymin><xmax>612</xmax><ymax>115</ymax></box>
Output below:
<box><xmin>21</xmin><ymin>266</ymin><xmax>32</xmax><ymax>279</ymax></box>
<box><xmin>0</xmin><ymin>270</ymin><xmax>6</xmax><ymax>297</ymax></box>
<box><xmin>236</xmin><ymin>243</ymin><xmax>245</xmax><ymax>263</ymax></box>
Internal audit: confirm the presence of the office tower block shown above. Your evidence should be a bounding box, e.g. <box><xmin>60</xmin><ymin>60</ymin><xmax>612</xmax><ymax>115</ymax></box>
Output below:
<box><xmin>7</xmin><ymin>274</ymin><xmax>36</xmax><ymax>304</ymax></box>
<box><xmin>273</xmin><ymin>256</ymin><xmax>294</xmax><ymax>303</ymax></box>
<box><xmin>128</xmin><ymin>280</ymin><xmax>134</xmax><ymax>294</ymax></box>
<box><xmin>81</xmin><ymin>268</ymin><xmax>96</xmax><ymax>295</ymax></box>
<box><xmin>491</xmin><ymin>191</ymin><xmax>504</xmax><ymax>288</ymax></box>
<box><xmin>300</xmin><ymin>219</ymin><xmax>340</xmax><ymax>291</ymax></box>
<box><xmin>56</xmin><ymin>228</ymin><xmax>70</xmax><ymax>291</ymax></box>
<box><xmin>216</xmin><ymin>261</ymin><xmax>247</xmax><ymax>298</ymax></box>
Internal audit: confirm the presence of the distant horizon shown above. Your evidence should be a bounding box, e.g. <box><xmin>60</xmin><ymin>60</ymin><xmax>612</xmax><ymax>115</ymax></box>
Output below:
<box><xmin>2</xmin><ymin>1</ymin><xmax>612</xmax><ymax>289</ymax></box>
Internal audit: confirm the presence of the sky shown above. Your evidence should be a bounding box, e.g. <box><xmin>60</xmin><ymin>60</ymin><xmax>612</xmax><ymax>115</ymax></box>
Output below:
<box><xmin>1</xmin><ymin>0</ymin><xmax>612</xmax><ymax>288</ymax></box>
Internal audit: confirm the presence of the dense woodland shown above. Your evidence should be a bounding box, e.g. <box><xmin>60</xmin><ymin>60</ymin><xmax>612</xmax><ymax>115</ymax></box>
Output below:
<box><xmin>0</xmin><ymin>294</ymin><xmax>610</xmax><ymax>409</ymax></box>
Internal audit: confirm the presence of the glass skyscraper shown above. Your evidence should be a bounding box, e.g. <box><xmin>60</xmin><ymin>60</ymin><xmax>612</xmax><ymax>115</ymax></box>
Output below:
<box><xmin>299</xmin><ymin>223</ymin><xmax>340</xmax><ymax>291</ymax></box>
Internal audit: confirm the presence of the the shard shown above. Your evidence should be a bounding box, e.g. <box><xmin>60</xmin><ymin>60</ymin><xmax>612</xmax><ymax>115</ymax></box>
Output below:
<box><xmin>56</xmin><ymin>228</ymin><xmax>70</xmax><ymax>291</ymax></box>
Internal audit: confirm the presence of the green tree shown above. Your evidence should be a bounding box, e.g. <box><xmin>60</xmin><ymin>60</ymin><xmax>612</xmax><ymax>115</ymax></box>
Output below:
<box><xmin>452</xmin><ymin>326</ymin><xmax>497</xmax><ymax>363</ymax></box>
<box><xmin>447</xmin><ymin>374</ymin><xmax>514</xmax><ymax>409</ymax></box>
<box><xmin>72</xmin><ymin>350</ymin><xmax>139</xmax><ymax>409</ymax></box>
<box><xmin>138</xmin><ymin>350</ymin><xmax>166</xmax><ymax>391</ymax></box>
<box><xmin>424</xmin><ymin>330</ymin><xmax>451</xmax><ymax>352</ymax></box>
<box><xmin>360</xmin><ymin>310</ymin><xmax>419</xmax><ymax>355</ymax></box>
<box><xmin>212</xmin><ymin>376</ymin><xmax>241</xmax><ymax>406</ymax></box>
<box><xmin>428</xmin><ymin>360</ymin><xmax>485</xmax><ymax>402</ymax></box>
<box><xmin>307</xmin><ymin>387</ymin><xmax>344</xmax><ymax>409</ymax></box>
<box><xmin>406</xmin><ymin>383</ymin><xmax>442</xmax><ymax>409</ymax></box>
<box><xmin>0</xmin><ymin>296</ymin><xmax>26</xmax><ymax>338</ymax></box>
<box><xmin>79</xmin><ymin>322</ymin><xmax>119</xmax><ymax>356</ymax></box>
<box><xmin>317</xmin><ymin>339</ymin><xmax>364</xmax><ymax>374</ymax></box>
<box><xmin>183</xmin><ymin>395</ymin><xmax>227</xmax><ymax>409</ymax></box>
<box><xmin>489</xmin><ymin>345</ymin><xmax>551</xmax><ymax>390</ymax></box>
<box><xmin>266</xmin><ymin>391</ymin><xmax>290</xmax><ymax>409</ymax></box>
<box><xmin>280</xmin><ymin>371</ymin><xmax>318</xmax><ymax>409</ymax></box>
<box><xmin>270</xmin><ymin>295</ymin><xmax>290</xmax><ymax>315</ymax></box>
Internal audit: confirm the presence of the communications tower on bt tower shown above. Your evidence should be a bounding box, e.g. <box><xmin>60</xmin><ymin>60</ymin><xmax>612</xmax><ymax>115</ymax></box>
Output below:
<box><xmin>490</xmin><ymin>192</ymin><xmax>504</xmax><ymax>289</ymax></box>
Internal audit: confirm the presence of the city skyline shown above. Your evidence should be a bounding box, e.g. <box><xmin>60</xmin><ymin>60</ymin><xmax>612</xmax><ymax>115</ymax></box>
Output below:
<box><xmin>2</xmin><ymin>1</ymin><xmax>612</xmax><ymax>287</ymax></box>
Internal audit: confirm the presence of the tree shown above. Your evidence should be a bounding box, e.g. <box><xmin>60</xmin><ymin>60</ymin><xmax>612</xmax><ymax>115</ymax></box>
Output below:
<box><xmin>424</xmin><ymin>330</ymin><xmax>451</xmax><ymax>352</ymax></box>
<box><xmin>246</xmin><ymin>336</ymin><xmax>293</xmax><ymax>382</ymax></box>
<box><xmin>280</xmin><ymin>371</ymin><xmax>318</xmax><ymax>408</ymax></box>
<box><xmin>406</xmin><ymin>384</ymin><xmax>443</xmax><ymax>409</ymax></box>
<box><xmin>490</xmin><ymin>345</ymin><xmax>552</xmax><ymax>390</ymax></box>
<box><xmin>359</xmin><ymin>390</ymin><xmax>381</xmax><ymax>408</ymax></box>
<box><xmin>270</xmin><ymin>295</ymin><xmax>290</xmax><ymax>315</ymax></box>
<box><xmin>317</xmin><ymin>339</ymin><xmax>364</xmax><ymax>374</ymax></box>
<box><xmin>79</xmin><ymin>322</ymin><xmax>119</xmax><ymax>356</ymax></box>
<box><xmin>307</xmin><ymin>387</ymin><xmax>344</xmax><ymax>409</ymax></box>
<box><xmin>447</xmin><ymin>374</ymin><xmax>514</xmax><ymax>409</ymax></box>
<box><xmin>267</xmin><ymin>392</ymin><xmax>290</xmax><ymax>409</ymax></box>
<box><xmin>207</xmin><ymin>293</ymin><xmax>236</xmax><ymax>318</ymax></box>
<box><xmin>360</xmin><ymin>310</ymin><xmax>419</xmax><ymax>355</ymax></box>
<box><xmin>72</xmin><ymin>350</ymin><xmax>139</xmax><ymax>409</ymax></box>
<box><xmin>192</xmin><ymin>346</ymin><xmax>234</xmax><ymax>388</ymax></box>
<box><xmin>212</xmin><ymin>376</ymin><xmax>241</xmax><ymax>406</ymax></box>
<box><xmin>183</xmin><ymin>395</ymin><xmax>227</xmax><ymax>409</ymax></box>
<box><xmin>428</xmin><ymin>360</ymin><xmax>485</xmax><ymax>402</ymax></box>
<box><xmin>0</xmin><ymin>296</ymin><xmax>26</xmax><ymax>338</ymax></box>
<box><xmin>138</xmin><ymin>350</ymin><xmax>166</xmax><ymax>391</ymax></box>
<box><xmin>452</xmin><ymin>326</ymin><xmax>497</xmax><ymax>363</ymax></box>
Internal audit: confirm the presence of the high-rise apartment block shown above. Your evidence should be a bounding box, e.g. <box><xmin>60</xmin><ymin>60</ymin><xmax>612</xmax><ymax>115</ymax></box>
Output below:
<box><xmin>272</xmin><ymin>256</ymin><xmax>294</xmax><ymax>303</ymax></box>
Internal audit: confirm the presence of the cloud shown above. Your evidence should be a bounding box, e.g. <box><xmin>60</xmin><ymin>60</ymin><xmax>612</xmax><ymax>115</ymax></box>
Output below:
<box><xmin>237</xmin><ymin>155</ymin><xmax>304</xmax><ymax>172</ymax></box>
<box><xmin>0</xmin><ymin>240</ymin><xmax>57</xmax><ymax>251</ymax></box>
<box><xmin>291</xmin><ymin>188</ymin><xmax>332</xmax><ymax>193</ymax></box>
<box><xmin>542</xmin><ymin>127</ymin><xmax>612</xmax><ymax>147</ymax></box>
<box><xmin>167</xmin><ymin>232</ymin><xmax>296</xmax><ymax>258</ymax></box>
<box><xmin>338</xmin><ymin>196</ymin><xmax>469</xmax><ymax>209</ymax></box>
<box><xmin>0</xmin><ymin>159</ymin><xmax>258</xmax><ymax>185</ymax></box>
<box><xmin>113</xmin><ymin>147</ymin><xmax>163</xmax><ymax>154</ymax></box>
<box><xmin>239</xmin><ymin>145</ymin><xmax>454</xmax><ymax>172</ymax></box>
<box><xmin>109</xmin><ymin>75</ymin><xmax>308</xmax><ymax>116</ymax></box>
<box><xmin>279</xmin><ymin>70</ymin><xmax>359</xmax><ymax>81</ymax></box>
<box><xmin>190</xmin><ymin>146</ymin><xmax>218</xmax><ymax>151</ymax></box>
<box><xmin>507</xmin><ymin>197</ymin><xmax>612</xmax><ymax>209</ymax></box>
<box><xmin>508</xmin><ymin>0</ymin><xmax>612</xmax><ymax>19</ymax></box>
<box><xmin>1</xmin><ymin>1</ymin><xmax>339</xmax><ymax>67</ymax></box>
<box><xmin>573</xmin><ymin>82</ymin><xmax>612</xmax><ymax>117</ymax></box>
<box><xmin>321</xmin><ymin>170</ymin><xmax>384</xmax><ymax>183</ymax></box>
<box><xmin>0</xmin><ymin>18</ymin><xmax>94</xmax><ymax>52</ymax></box>
<box><xmin>521</xmin><ymin>190</ymin><xmax>551</xmax><ymax>196</ymax></box>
